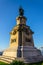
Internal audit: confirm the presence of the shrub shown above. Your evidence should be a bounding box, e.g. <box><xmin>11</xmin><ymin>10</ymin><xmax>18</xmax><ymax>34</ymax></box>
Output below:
<box><xmin>11</xmin><ymin>60</ymin><xmax>25</xmax><ymax>65</ymax></box>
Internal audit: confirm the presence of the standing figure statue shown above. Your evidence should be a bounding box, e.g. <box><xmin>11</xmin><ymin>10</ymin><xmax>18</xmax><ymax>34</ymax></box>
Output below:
<box><xmin>19</xmin><ymin>7</ymin><xmax>24</xmax><ymax>16</ymax></box>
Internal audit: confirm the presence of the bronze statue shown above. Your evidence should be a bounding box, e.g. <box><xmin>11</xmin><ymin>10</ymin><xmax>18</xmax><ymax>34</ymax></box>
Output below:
<box><xmin>19</xmin><ymin>7</ymin><xmax>24</xmax><ymax>16</ymax></box>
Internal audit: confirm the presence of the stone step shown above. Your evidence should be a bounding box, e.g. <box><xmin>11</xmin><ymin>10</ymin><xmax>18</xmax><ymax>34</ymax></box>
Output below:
<box><xmin>0</xmin><ymin>56</ymin><xmax>43</xmax><ymax>64</ymax></box>
<box><xmin>0</xmin><ymin>56</ymin><xmax>15</xmax><ymax>60</ymax></box>
<box><xmin>0</xmin><ymin>59</ymin><xmax>10</xmax><ymax>64</ymax></box>
<box><xmin>15</xmin><ymin>56</ymin><xmax>43</xmax><ymax>63</ymax></box>
<box><xmin>0</xmin><ymin>56</ymin><xmax>15</xmax><ymax>64</ymax></box>
<box><xmin>0</xmin><ymin>55</ymin><xmax>15</xmax><ymax>58</ymax></box>
<box><xmin>0</xmin><ymin>58</ymin><xmax>13</xmax><ymax>62</ymax></box>
<box><xmin>24</xmin><ymin>57</ymin><xmax>43</xmax><ymax>63</ymax></box>
<box><xmin>0</xmin><ymin>58</ymin><xmax>12</xmax><ymax>64</ymax></box>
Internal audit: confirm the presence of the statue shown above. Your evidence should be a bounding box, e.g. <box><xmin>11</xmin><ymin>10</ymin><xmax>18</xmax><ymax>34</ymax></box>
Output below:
<box><xmin>19</xmin><ymin>7</ymin><xmax>24</xmax><ymax>16</ymax></box>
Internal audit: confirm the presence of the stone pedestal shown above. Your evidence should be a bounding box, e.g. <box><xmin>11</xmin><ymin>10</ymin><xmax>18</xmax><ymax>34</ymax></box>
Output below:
<box><xmin>3</xmin><ymin>46</ymin><xmax>41</xmax><ymax>57</ymax></box>
<box><xmin>3</xmin><ymin>46</ymin><xmax>43</xmax><ymax>63</ymax></box>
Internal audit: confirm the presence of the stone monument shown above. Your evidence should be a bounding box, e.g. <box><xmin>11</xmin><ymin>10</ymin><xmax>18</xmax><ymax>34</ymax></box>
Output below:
<box><xmin>2</xmin><ymin>7</ymin><xmax>43</xmax><ymax>63</ymax></box>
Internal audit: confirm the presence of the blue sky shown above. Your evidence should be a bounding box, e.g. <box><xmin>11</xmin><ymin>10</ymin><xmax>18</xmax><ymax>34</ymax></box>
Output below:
<box><xmin>0</xmin><ymin>0</ymin><xmax>43</xmax><ymax>51</ymax></box>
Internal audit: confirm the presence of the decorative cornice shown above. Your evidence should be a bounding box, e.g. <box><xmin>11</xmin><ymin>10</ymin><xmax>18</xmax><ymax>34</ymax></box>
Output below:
<box><xmin>10</xmin><ymin>24</ymin><xmax>34</xmax><ymax>35</ymax></box>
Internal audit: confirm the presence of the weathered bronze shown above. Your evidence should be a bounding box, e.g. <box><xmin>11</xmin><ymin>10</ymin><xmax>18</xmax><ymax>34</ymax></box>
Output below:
<box><xmin>19</xmin><ymin>7</ymin><xmax>24</xmax><ymax>16</ymax></box>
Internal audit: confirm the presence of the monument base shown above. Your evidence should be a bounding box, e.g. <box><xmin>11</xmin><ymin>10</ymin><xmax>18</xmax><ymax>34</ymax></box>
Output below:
<box><xmin>3</xmin><ymin>46</ymin><xmax>43</xmax><ymax>63</ymax></box>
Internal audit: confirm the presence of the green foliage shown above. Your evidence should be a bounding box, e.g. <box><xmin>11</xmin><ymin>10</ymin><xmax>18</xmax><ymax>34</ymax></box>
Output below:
<box><xmin>11</xmin><ymin>61</ymin><xmax>43</xmax><ymax>65</ymax></box>
<box><xmin>0</xmin><ymin>61</ymin><xmax>43</xmax><ymax>65</ymax></box>
<box><xmin>11</xmin><ymin>60</ymin><xmax>25</xmax><ymax>65</ymax></box>
<box><xmin>0</xmin><ymin>62</ymin><xmax>9</xmax><ymax>65</ymax></box>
